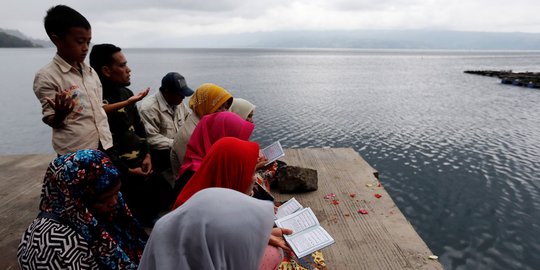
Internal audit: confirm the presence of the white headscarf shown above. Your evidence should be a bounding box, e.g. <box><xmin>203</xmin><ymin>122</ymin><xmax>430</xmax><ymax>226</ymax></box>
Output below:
<box><xmin>230</xmin><ymin>98</ymin><xmax>256</xmax><ymax>120</ymax></box>
<box><xmin>139</xmin><ymin>188</ymin><xmax>275</xmax><ymax>270</ymax></box>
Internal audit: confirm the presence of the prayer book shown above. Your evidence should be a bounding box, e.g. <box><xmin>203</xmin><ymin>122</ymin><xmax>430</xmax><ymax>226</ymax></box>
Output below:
<box><xmin>261</xmin><ymin>141</ymin><xmax>285</xmax><ymax>165</ymax></box>
<box><xmin>274</xmin><ymin>205</ymin><xmax>335</xmax><ymax>258</ymax></box>
<box><xmin>275</xmin><ymin>197</ymin><xmax>303</xmax><ymax>219</ymax></box>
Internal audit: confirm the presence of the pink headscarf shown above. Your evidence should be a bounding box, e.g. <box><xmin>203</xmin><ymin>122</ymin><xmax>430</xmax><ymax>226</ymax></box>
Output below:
<box><xmin>177</xmin><ymin>111</ymin><xmax>255</xmax><ymax>177</ymax></box>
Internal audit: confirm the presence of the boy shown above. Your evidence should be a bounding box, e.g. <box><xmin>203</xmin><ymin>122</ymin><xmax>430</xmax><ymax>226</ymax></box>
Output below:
<box><xmin>34</xmin><ymin>5</ymin><xmax>112</xmax><ymax>155</ymax></box>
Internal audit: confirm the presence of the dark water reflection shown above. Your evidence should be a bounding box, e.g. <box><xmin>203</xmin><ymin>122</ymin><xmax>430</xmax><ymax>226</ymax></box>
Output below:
<box><xmin>1</xmin><ymin>48</ymin><xmax>539</xmax><ymax>269</ymax></box>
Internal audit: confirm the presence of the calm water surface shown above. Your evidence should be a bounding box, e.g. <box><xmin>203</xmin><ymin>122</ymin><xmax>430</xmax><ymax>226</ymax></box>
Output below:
<box><xmin>1</xmin><ymin>48</ymin><xmax>539</xmax><ymax>270</ymax></box>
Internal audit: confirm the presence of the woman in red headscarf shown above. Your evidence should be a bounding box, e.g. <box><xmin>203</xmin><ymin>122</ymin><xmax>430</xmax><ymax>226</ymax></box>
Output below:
<box><xmin>173</xmin><ymin>111</ymin><xmax>254</xmax><ymax>195</ymax></box>
<box><xmin>172</xmin><ymin>136</ymin><xmax>258</xmax><ymax>208</ymax></box>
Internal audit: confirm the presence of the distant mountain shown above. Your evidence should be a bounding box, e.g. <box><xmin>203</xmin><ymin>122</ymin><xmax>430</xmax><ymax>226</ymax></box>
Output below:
<box><xmin>178</xmin><ymin>30</ymin><xmax>540</xmax><ymax>50</ymax></box>
<box><xmin>0</xmin><ymin>31</ymin><xmax>38</xmax><ymax>47</ymax></box>
<box><xmin>0</xmin><ymin>28</ymin><xmax>52</xmax><ymax>48</ymax></box>
<box><xmin>3</xmin><ymin>27</ymin><xmax>539</xmax><ymax>50</ymax></box>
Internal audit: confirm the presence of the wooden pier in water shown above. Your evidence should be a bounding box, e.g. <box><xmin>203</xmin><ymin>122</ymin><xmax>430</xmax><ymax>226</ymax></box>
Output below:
<box><xmin>0</xmin><ymin>149</ymin><xmax>443</xmax><ymax>270</ymax></box>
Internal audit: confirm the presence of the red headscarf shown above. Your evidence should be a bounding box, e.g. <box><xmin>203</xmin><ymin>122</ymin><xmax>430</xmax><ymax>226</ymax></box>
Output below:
<box><xmin>173</xmin><ymin>137</ymin><xmax>260</xmax><ymax>209</ymax></box>
<box><xmin>177</xmin><ymin>111</ymin><xmax>255</xmax><ymax>177</ymax></box>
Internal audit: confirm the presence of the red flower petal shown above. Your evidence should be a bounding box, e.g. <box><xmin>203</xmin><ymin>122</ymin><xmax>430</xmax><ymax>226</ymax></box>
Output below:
<box><xmin>358</xmin><ymin>208</ymin><xmax>368</xmax><ymax>214</ymax></box>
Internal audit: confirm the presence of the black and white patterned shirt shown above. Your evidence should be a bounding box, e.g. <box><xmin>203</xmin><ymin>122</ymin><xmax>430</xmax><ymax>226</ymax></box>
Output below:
<box><xmin>17</xmin><ymin>218</ymin><xmax>98</xmax><ymax>269</ymax></box>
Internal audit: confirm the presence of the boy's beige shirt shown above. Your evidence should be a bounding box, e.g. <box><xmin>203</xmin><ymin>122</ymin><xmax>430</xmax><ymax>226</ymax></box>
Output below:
<box><xmin>33</xmin><ymin>54</ymin><xmax>113</xmax><ymax>155</ymax></box>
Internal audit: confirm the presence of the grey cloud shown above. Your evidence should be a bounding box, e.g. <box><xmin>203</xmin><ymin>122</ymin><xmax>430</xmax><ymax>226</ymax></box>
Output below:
<box><xmin>2</xmin><ymin>0</ymin><xmax>540</xmax><ymax>46</ymax></box>
<box><xmin>58</xmin><ymin>0</ymin><xmax>242</xmax><ymax>14</ymax></box>
<box><xmin>329</xmin><ymin>0</ymin><xmax>426</xmax><ymax>11</ymax></box>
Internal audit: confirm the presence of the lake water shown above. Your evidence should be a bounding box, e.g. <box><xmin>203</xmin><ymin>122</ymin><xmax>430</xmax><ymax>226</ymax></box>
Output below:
<box><xmin>1</xmin><ymin>48</ymin><xmax>539</xmax><ymax>270</ymax></box>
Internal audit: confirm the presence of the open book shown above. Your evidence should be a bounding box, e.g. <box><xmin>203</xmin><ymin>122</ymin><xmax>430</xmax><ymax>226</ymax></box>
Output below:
<box><xmin>275</xmin><ymin>197</ymin><xmax>303</xmax><ymax>219</ymax></box>
<box><xmin>274</xmin><ymin>201</ymin><xmax>335</xmax><ymax>258</ymax></box>
<box><xmin>261</xmin><ymin>141</ymin><xmax>285</xmax><ymax>166</ymax></box>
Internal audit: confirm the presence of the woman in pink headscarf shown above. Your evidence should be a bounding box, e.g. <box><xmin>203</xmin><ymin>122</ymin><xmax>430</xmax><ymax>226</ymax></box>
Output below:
<box><xmin>173</xmin><ymin>111</ymin><xmax>254</xmax><ymax>195</ymax></box>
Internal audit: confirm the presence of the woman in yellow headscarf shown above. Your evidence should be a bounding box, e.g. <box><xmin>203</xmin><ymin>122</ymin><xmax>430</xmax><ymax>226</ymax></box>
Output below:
<box><xmin>170</xmin><ymin>83</ymin><xmax>233</xmax><ymax>179</ymax></box>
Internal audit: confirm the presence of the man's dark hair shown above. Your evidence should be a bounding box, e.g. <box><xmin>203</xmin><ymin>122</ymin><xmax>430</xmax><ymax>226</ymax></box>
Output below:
<box><xmin>44</xmin><ymin>5</ymin><xmax>91</xmax><ymax>39</ymax></box>
<box><xmin>90</xmin><ymin>44</ymin><xmax>122</xmax><ymax>79</ymax></box>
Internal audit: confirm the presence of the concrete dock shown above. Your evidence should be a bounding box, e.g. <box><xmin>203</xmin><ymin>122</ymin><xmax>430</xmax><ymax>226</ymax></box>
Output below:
<box><xmin>0</xmin><ymin>149</ymin><xmax>443</xmax><ymax>269</ymax></box>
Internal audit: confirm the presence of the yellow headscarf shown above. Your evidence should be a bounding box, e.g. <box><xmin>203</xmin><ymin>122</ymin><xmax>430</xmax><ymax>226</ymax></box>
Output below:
<box><xmin>189</xmin><ymin>83</ymin><xmax>233</xmax><ymax>118</ymax></box>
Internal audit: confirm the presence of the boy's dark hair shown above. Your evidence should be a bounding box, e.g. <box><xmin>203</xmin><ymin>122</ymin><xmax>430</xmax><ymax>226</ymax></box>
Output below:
<box><xmin>90</xmin><ymin>44</ymin><xmax>122</xmax><ymax>79</ymax></box>
<box><xmin>44</xmin><ymin>5</ymin><xmax>91</xmax><ymax>39</ymax></box>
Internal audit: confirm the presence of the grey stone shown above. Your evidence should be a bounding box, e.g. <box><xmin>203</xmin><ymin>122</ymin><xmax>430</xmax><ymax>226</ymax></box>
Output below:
<box><xmin>277</xmin><ymin>165</ymin><xmax>318</xmax><ymax>193</ymax></box>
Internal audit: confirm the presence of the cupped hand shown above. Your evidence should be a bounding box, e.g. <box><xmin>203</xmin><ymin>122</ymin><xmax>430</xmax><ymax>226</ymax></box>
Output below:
<box><xmin>129</xmin><ymin>167</ymin><xmax>151</xmax><ymax>177</ymax></box>
<box><xmin>45</xmin><ymin>90</ymin><xmax>74</xmax><ymax>116</ymax></box>
<box><xmin>128</xmin><ymin>87</ymin><xmax>150</xmax><ymax>104</ymax></box>
<box><xmin>141</xmin><ymin>154</ymin><xmax>153</xmax><ymax>174</ymax></box>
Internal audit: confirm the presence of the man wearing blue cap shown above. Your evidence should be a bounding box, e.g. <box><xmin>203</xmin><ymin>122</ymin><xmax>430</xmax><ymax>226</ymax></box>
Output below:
<box><xmin>139</xmin><ymin>72</ymin><xmax>194</xmax><ymax>187</ymax></box>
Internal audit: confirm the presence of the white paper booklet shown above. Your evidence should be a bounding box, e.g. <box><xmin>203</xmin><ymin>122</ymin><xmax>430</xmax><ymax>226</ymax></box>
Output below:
<box><xmin>261</xmin><ymin>141</ymin><xmax>285</xmax><ymax>165</ymax></box>
<box><xmin>275</xmin><ymin>197</ymin><xmax>303</xmax><ymax>219</ymax></box>
<box><xmin>274</xmin><ymin>207</ymin><xmax>335</xmax><ymax>258</ymax></box>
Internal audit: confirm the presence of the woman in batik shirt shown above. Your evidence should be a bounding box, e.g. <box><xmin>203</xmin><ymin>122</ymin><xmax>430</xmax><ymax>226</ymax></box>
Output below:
<box><xmin>17</xmin><ymin>149</ymin><xmax>147</xmax><ymax>270</ymax></box>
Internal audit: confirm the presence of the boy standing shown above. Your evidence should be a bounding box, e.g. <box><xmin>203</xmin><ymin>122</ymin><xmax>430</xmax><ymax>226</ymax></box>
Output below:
<box><xmin>34</xmin><ymin>5</ymin><xmax>112</xmax><ymax>155</ymax></box>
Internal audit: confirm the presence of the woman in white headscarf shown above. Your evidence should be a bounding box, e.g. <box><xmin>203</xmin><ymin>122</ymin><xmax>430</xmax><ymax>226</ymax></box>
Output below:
<box><xmin>230</xmin><ymin>98</ymin><xmax>256</xmax><ymax>123</ymax></box>
<box><xmin>139</xmin><ymin>188</ymin><xmax>280</xmax><ymax>270</ymax></box>
<box><xmin>230</xmin><ymin>98</ymin><xmax>280</xmax><ymax>201</ymax></box>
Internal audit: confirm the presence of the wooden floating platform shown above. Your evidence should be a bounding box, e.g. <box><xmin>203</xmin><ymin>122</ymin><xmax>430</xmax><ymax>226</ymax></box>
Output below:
<box><xmin>464</xmin><ymin>70</ymin><xmax>540</xmax><ymax>88</ymax></box>
<box><xmin>0</xmin><ymin>149</ymin><xmax>443</xmax><ymax>269</ymax></box>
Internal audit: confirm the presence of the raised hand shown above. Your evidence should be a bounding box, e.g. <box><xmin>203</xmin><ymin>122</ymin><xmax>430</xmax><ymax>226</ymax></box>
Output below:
<box><xmin>128</xmin><ymin>87</ymin><xmax>150</xmax><ymax>104</ymax></box>
<box><xmin>45</xmin><ymin>90</ymin><xmax>75</xmax><ymax>117</ymax></box>
<box><xmin>44</xmin><ymin>90</ymin><xmax>75</xmax><ymax>127</ymax></box>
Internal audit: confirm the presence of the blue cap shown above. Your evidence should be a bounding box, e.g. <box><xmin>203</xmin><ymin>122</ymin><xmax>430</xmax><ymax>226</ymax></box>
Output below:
<box><xmin>160</xmin><ymin>72</ymin><xmax>194</xmax><ymax>97</ymax></box>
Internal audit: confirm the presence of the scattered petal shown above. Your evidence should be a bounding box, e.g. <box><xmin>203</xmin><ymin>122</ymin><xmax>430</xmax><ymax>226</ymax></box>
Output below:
<box><xmin>324</xmin><ymin>193</ymin><xmax>336</xmax><ymax>199</ymax></box>
<box><xmin>331</xmin><ymin>199</ymin><xmax>340</xmax><ymax>205</ymax></box>
<box><xmin>374</xmin><ymin>194</ymin><xmax>382</xmax><ymax>198</ymax></box>
<box><xmin>366</xmin><ymin>183</ymin><xmax>373</xmax><ymax>187</ymax></box>
<box><xmin>358</xmin><ymin>208</ymin><xmax>368</xmax><ymax>215</ymax></box>
<box><xmin>349</xmin><ymin>193</ymin><xmax>356</xmax><ymax>198</ymax></box>
<box><xmin>377</xmin><ymin>183</ymin><xmax>382</xmax><ymax>187</ymax></box>
<box><xmin>428</xmin><ymin>255</ymin><xmax>438</xmax><ymax>260</ymax></box>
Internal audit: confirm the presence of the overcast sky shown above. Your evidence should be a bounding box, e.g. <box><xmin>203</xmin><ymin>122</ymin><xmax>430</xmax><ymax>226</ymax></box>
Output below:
<box><xmin>1</xmin><ymin>0</ymin><xmax>539</xmax><ymax>47</ymax></box>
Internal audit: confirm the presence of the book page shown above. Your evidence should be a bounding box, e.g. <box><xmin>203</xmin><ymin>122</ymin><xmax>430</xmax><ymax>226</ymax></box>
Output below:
<box><xmin>275</xmin><ymin>197</ymin><xmax>303</xmax><ymax>219</ymax></box>
<box><xmin>261</xmin><ymin>141</ymin><xmax>285</xmax><ymax>165</ymax></box>
<box><xmin>286</xmin><ymin>226</ymin><xmax>335</xmax><ymax>258</ymax></box>
<box><xmin>274</xmin><ymin>208</ymin><xmax>319</xmax><ymax>233</ymax></box>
